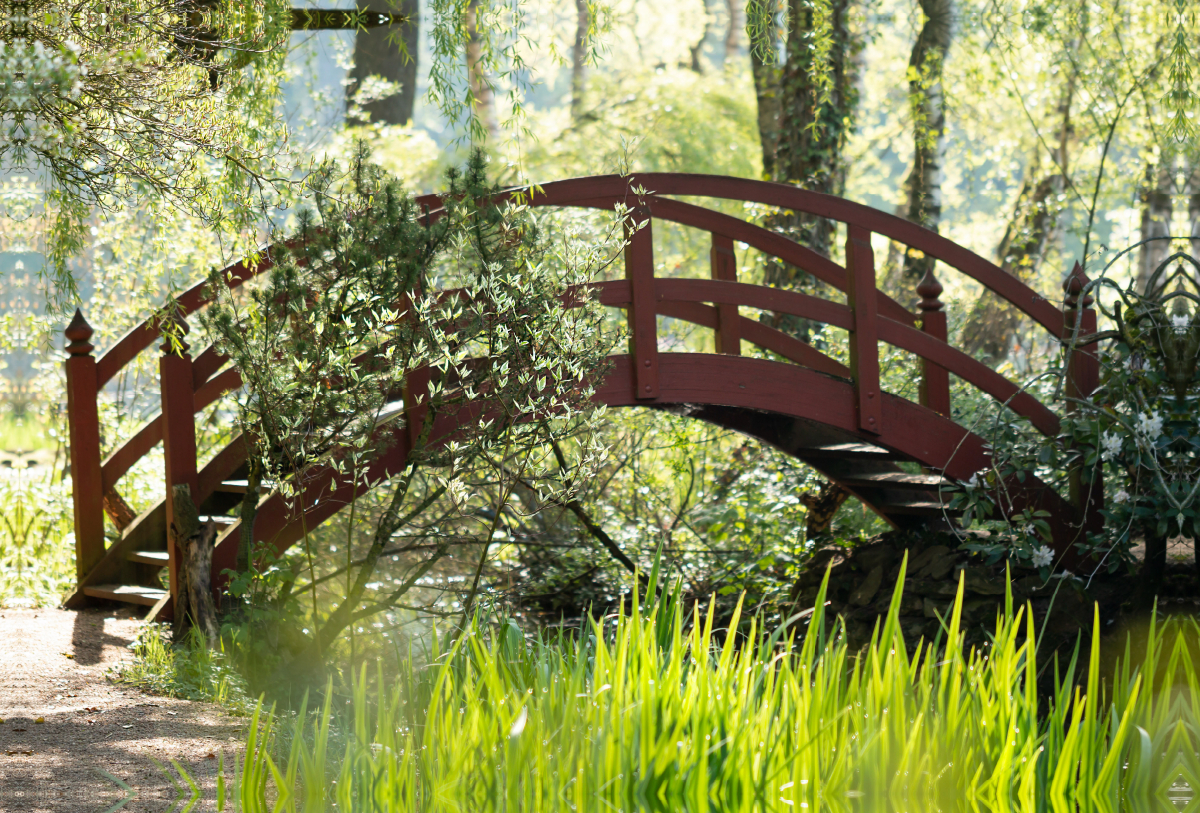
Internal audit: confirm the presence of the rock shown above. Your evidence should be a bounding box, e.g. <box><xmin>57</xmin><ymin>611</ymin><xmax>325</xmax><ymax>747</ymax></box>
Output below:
<box><xmin>849</xmin><ymin>565</ymin><xmax>884</xmax><ymax>606</ymax></box>
<box><xmin>963</xmin><ymin>568</ymin><xmax>1007</xmax><ymax>596</ymax></box>
<box><xmin>919</xmin><ymin>547</ymin><xmax>956</xmax><ymax>579</ymax></box>
<box><xmin>904</xmin><ymin>546</ymin><xmax>939</xmax><ymax>574</ymax></box>
<box><xmin>923</xmin><ymin>597</ymin><xmax>947</xmax><ymax>619</ymax></box>
<box><xmin>856</xmin><ymin>545</ymin><xmax>897</xmax><ymax>572</ymax></box>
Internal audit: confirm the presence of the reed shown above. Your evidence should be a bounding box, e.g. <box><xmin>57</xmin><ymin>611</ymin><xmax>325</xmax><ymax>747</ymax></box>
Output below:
<box><xmin>226</xmin><ymin>556</ymin><xmax>1197</xmax><ymax>812</ymax></box>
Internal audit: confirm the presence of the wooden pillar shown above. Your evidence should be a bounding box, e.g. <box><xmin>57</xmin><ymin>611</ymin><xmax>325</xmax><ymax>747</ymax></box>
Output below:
<box><xmin>160</xmin><ymin>314</ymin><xmax>200</xmax><ymax>606</ymax></box>
<box><xmin>917</xmin><ymin>266</ymin><xmax>952</xmax><ymax>416</ymax></box>
<box><xmin>1063</xmin><ymin>260</ymin><xmax>1103</xmax><ymax>529</ymax></box>
<box><xmin>65</xmin><ymin>310</ymin><xmax>105</xmax><ymax>582</ymax></box>
<box><xmin>710</xmin><ymin>233</ymin><xmax>741</xmax><ymax>355</ymax></box>
<box><xmin>846</xmin><ymin>225</ymin><xmax>882</xmax><ymax>434</ymax></box>
<box><xmin>626</xmin><ymin>208</ymin><xmax>658</xmax><ymax>399</ymax></box>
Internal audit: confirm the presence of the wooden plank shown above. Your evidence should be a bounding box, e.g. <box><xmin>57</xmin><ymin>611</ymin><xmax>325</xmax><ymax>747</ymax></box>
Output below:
<box><xmin>83</xmin><ymin>584</ymin><xmax>169</xmax><ymax>606</ymax></box>
<box><xmin>798</xmin><ymin>443</ymin><xmax>896</xmax><ymax>461</ymax></box>
<box><xmin>625</xmin><ymin>211</ymin><xmax>658</xmax><ymax>399</ymax></box>
<box><xmin>127</xmin><ymin>550</ymin><xmax>169</xmax><ymax>566</ymax></box>
<box><xmin>65</xmin><ymin>311</ymin><xmax>105</xmax><ymax>582</ymax></box>
<box><xmin>845</xmin><ymin>225</ymin><xmax>882</xmax><ymax>434</ymax></box>
<box><xmin>875</xmin><ymin>317</ymin><xmax>1061</xmax><ymax>437</ymax></box>
<box><xmin>919</xmin><ymin>309</ymin><xmax>952</xmax><ymax>416</ymax></box>
<box><xmin>655</xmin><ymin>278</ymin><xmax>854</xmax><ymax>330</ymax></box>
<box><xmin>160</xmin><ymin>338</ymin><xmax>199</xmax><ymax>606</ymax></box>
<box><xmin>710</xmin><ymin>234</ymin><xmax>741</xmax><ymax>355</ymax></box>
<box><xmin>655</xmin><ymin>301</ymin><xmax>850</xmax><ymax>377</ymax></box>
<box><xmin>839</xmin><ymin>472</ymin><xmax>949</xmax><ymax>490</ymax></box>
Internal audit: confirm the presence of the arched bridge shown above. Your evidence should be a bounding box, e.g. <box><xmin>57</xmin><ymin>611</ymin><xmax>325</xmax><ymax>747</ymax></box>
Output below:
<box><xmin>62</xmin><ymin>174</ymin><xmax>1101</xmax><ymax>613</ymax></box>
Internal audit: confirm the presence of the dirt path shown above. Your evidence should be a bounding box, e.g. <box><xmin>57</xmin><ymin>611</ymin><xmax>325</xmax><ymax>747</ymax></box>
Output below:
<box><xmin>0</xmin><ymin>608</ymin><xmax>244</xmax><ymax>812</ymax></box>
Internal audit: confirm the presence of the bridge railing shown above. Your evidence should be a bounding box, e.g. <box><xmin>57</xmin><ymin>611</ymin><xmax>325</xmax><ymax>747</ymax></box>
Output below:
<box><xmin>64</xmin><ymin>173</ymin><xmax>1098</xmax><ymax>598</ymax></box>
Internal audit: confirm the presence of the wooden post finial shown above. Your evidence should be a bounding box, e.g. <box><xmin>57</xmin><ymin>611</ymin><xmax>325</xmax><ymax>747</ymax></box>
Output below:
<box><xmin>65</xmin><ymin>309</ymin><xmax>94</xmax><ymax>355</ymax></box>
<box><xmin>916</xmin><ymin>266</ymin><xmax>944</xmax><ymax>313</ymax></box>
<box><xmin>1063</xmin><ymin>260</ymin><xmax>1094</xmax><ymax>309</ymax></box>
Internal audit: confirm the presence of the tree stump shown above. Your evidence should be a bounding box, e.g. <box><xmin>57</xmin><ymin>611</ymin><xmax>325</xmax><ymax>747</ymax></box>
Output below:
<box><xmin>171</xmin><ymin>484</ymin><xmax>220</xmax><ymax>646</ymax></box>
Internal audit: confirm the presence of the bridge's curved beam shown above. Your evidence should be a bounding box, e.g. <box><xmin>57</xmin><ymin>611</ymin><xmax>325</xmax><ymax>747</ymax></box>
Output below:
<box><xmin>209</xmin><ymin>354</ymin><xmax>980</xmax><ymax>575</ymax></box>
<box><xmin>209</xmin><ymin>352</ymin><xmax>1082</xmax><ymax>580</ymax></box>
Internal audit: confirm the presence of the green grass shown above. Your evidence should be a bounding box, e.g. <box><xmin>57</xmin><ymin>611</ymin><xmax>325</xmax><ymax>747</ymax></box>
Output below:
<box><xmin>0</xmin><ymin>466</ymin><xmax>76</xmax><ymax>607</ymax></box>
<box><xmin>217</xmin><ymin>557</ymin><xmax>1199</xmax><ymax>812</ymax></box>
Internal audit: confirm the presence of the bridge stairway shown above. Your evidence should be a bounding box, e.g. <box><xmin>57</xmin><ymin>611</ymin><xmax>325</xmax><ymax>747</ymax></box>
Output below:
<box><xmin>74</xmin><ymin>471</ymin><xmax>256</xmax><ymax>611</ymax></box>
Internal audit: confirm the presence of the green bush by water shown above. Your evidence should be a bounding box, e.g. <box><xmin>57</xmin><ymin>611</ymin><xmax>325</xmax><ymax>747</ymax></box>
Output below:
<box><xmin>214</xmin><ymin>557</ymin><xmax>1199</xmax><ymax>812</ymax></box>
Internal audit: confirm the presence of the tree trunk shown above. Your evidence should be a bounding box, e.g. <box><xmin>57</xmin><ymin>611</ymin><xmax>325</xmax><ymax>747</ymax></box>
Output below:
<box><xmin>466</xmin><ymin>0</ymin><xmax>499</xmax><ymax>142</ymax></box>
<box><xmin>757</xmin><ymin>0</ymin><xmax>858</xmax><ymax>339</ymax></box>
<box><xmin>171</xmin><ymin>484</ymin><xmax>219</xmax><ymax>647</ymax></box>
<box><xmin>571</xmin><ymin>0</ymin><xmax>589</xmax><ymax>119</ymax></box>
<box><xmin>347</xmin><ymin>0</ymin><xmax>420</xmax><ymax>125</ymax></box>
<box><xmin>747</xmin><ymin>0</ymin><xmax>781</xmax><ymax>180</ymax></box>
<box><xmin>900</xmin><ymin>0</ymin><xmax>953</xmax><ymax>294</ymax></box>
<box><xmin>1137</xmin><ymin>165</ymin><xmax>1174</xmax><ymax>295</ymax></box>
<box><xmin>801</xmin><ymin>480</ymin><xmax>850</xmax><ymax>537</ymax></box>
<box><xmin>723</xmin><ymin>0</ymin><xmax>742</xmax><ymax>67</ymax></box>
<box><xmin>958</xmin><ymin>171</ymin><xmax>1064</xmax><ymax>362</ymax></box>
<box><xmin>689</xmin><ymin>0</ymin><xmax>712</xmax><ymax>73</ymax></box>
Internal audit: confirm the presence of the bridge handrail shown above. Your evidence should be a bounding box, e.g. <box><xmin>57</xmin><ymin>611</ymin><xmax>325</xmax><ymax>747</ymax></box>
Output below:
<box><xmin>514</xmin><ymin>174</ymin><xmax>1065</xmax><ymax>338</ymax></box>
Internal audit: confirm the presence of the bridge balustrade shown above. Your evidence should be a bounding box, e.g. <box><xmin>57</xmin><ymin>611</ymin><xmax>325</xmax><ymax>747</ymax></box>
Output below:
<box><xmin>62</xmin><ymin>174</ymin><xmax>1100</xmax><ymax>612</ymax></box>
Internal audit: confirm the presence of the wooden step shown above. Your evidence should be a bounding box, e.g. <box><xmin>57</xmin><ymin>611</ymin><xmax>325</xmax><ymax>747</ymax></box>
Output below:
<box><xmin>799</xmin><ymin>443</ymin><xmax>898</xmax><ymax>461</ymax></box>
<box><xmin>883</xmin><ymin>498</ymin><xmax>960</xmax><ymax>517</ymax></box>
<box><xmin>127</xmin><ymin>550</ymin><xmax>169</xmax><ymax>566</ymax></box>
<box><xmin>839</xmin><ymin>472</ymin><xmax>950</xmax><ymax>491</ymax></box>
<box><xmin>199</xmin><ymin>516</ymin><xmax>235</xmax><ymax>527</ymax></box>
<box><xmin>82</xmin><ymin>584</ymin><xmax>168</xmax><ymax>606</ymax></box>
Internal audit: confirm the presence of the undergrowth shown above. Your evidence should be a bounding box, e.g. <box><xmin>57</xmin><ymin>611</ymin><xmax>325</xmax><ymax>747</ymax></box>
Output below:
<box><xmin>110</xmin><ymin>624</ymin><xmax>254</xmax><ymax>715</ymax></box>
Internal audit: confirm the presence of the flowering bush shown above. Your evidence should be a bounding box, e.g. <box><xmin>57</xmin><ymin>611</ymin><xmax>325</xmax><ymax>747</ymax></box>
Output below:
<box><xmin>949</xmin><ymin>260</ymin><xmax>1200</xmax><ymax>592</ymax></box>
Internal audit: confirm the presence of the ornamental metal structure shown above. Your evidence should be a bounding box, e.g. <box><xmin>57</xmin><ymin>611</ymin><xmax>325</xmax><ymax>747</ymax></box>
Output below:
<box><xmin>62</xmin><ymin>174</ymin><xmax>1102</xmax><ymax>615</ymax></box>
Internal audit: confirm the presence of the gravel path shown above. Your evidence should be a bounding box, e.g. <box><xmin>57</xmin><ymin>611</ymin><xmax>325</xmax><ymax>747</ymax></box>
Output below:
<box><xmin>0</xmin><ymin>608</ymin><xmax>244</xmax><ymax>812</ymax></box>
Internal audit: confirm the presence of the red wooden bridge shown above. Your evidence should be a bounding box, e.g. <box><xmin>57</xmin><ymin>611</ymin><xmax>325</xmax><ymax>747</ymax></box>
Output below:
<box><xmin>62</xmin><ymin>174</ymin><xmax>1100</xmax><ymax>614</ymax></box>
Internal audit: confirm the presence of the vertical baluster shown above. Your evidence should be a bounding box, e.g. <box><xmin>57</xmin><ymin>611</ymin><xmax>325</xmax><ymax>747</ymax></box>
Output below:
<box><xmin>917</xmin><ymin>267</ymin><xmax>952</xmax><ymax>416</ymax></box>
<box><xmin>160</xmin><ymin>314</ymin><xmax>199</xmax><ymax>608</ymax></box>
<box><xmin>626</xmin><ymin>207</ymin><xmax>658</xmax><ymax>399</ymax></box>
<box><xmin>1063</xmin><ymin>260</ymin><xmax>1103</xmax><ymax>529</ymax></box>
<box><xmin>846</xmin><ymin>225</ymin><xmax>882</xmax><ymax>434</ymax></box>
<box><xmin>710</xmin><ymin>233</ymin><xmax>741</xmax><ymax>355</ymax></box>
<box><xmin>66</xmin><ymin>310</ymin><xmax>105</xmax><ymax>582</ymax></box>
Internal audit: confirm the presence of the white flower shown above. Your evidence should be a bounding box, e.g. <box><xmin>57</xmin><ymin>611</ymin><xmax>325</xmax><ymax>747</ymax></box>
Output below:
<box><xmin>1031</xmin><ymin>545</ymin><xmax>1054</xmax><ymax>568</ymax></box>
<box><xmin>964</xmin><ymin>473</ymin><xmax>980</xmax><ymax>489</ymax></box>
<box><xmin>1113</xmin><ymin>489</ymin><xmax>1130</xmax><ymax>504</ymax></box>
<box><xmin>1172</xmin><ymin>313</ymin><xmax>1190</xmax><ymax>334</ymax></box>
<box><xmin>1022</xmin><ymin>524</ymin><xmax>1037</xmax><ymax>538</ymax></box>
<box><xmin>1135</xmin><ymin>411</ymin><xmax>1164</xmax><ymax>439</ymax></box>
<box><xmin>1101</xmin><ymin>430</ymin><xmax>1122</xmax><ymax>461</ymax></box>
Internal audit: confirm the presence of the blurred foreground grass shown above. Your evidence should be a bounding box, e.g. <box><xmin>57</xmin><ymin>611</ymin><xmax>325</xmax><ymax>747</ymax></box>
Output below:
<box><xmin>197</xmin><ymin>558</ymin><xmax>1194</xmax><ymax>812</ymax></box>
